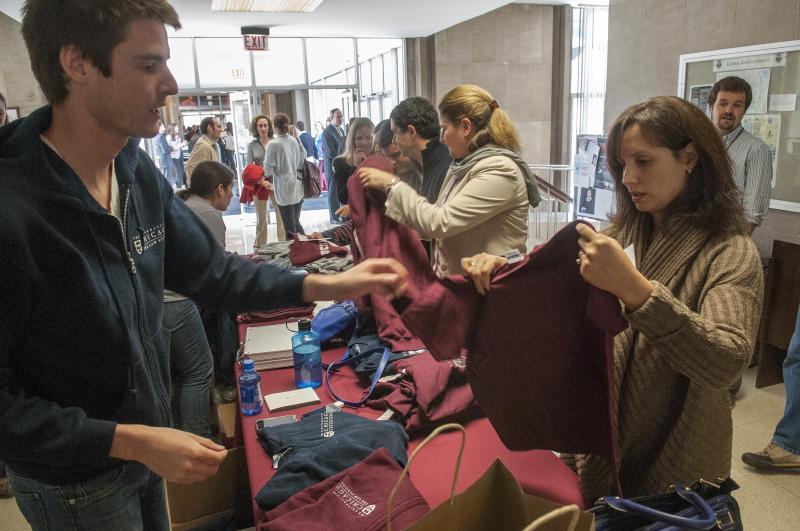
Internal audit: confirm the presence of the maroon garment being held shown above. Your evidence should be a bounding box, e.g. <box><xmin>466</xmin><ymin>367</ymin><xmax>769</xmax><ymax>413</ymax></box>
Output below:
<box><xmin>366</xmin><ymin>352</ymin><xmax>481</xmax><ymax>434</ymax></box>
<box><xmin>261</xmin><ymin>447</ymin><xmax>429</xmax><ymax>531</ymax></box>
<box><xmin>347</xmin><ymin>153</ymin><xmax>431</xmax><ymax>352</ymax></box>
<box><xmin>398</xmin><ymin>221</ymin><xmax>627</xmax><ymax>471</ymax></box>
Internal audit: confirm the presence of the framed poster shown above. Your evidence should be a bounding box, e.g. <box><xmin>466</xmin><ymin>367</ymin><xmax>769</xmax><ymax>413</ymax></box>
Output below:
<box><xmin>6</xmin><ymin>107</ymin><xmax>19</xmax><ymax>121</ymax></box>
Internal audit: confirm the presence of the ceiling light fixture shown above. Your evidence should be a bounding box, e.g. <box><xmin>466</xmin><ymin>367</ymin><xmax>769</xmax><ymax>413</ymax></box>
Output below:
<box><xmin>211</xmin><ymin>0</ymin><xmax>326</xmax><ymax>13</ymax></box>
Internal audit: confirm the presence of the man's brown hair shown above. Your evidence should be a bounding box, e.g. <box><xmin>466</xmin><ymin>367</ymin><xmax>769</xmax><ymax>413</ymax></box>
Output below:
<box><xmin>21</xmin><ymin>0</ymin><xmax>181</xmax><ymax>105</ymax></box>
<box><xmin>707</xmin><ymin>76</ymin><xmax>752</xmax><ymax>111</ymax></box>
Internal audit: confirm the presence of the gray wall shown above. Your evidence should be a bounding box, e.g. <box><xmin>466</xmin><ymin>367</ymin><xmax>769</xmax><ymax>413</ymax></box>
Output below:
<box><xmin>606</xmin><ymin>0</ymin><xmax>800</xmax><ymax>256</ymax></box>
<box><xmin>0</xmin><ymin>11</ymin><xmax>45</xmax><ymax>117</ymax></box>
<box><xmin>432</xmin><ymin>3</ymin><xmax>566</xmax><ymax>164</ymax></box>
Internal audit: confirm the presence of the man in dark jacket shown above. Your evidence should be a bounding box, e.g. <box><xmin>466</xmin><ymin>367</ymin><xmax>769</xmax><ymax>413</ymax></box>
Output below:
<box><xmin>390</xmin><ymin>97</ymin><xmax>452</xmax><ymax>204</ymax></box>
<box><xmin>0</xmin><ymin>2</ymin><xmax>407</xmax><ymax>529</ymax></box>
<box><xmin>296</xmin><ymin>120</ymin><xmax>317</xmax><ymax>159</ymax></box>
<box><xmin>390</xmin><ymin>97</ymin><xmax>453</xmax><ymax>256</ymax></box>
<box><xmin>322</xmin><ymin>108</ymin><xmax>345</xmax><ymax>222</ymax></box>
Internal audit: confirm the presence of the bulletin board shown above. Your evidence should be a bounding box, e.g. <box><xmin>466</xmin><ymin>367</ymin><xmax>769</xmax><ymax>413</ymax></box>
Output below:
<box><xmin>678</xmin><ymin>40</ymin><xmax>800</xmax><ymax>213</ymax></box>
<box><xmin>573</xmin><ymin>134</ymin><xmax>615</xmax><ymax>221</ymax></box>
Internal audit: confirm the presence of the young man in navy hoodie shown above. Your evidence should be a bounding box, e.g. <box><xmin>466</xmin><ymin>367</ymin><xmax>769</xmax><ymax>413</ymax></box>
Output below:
<box><xmin>0</xmin><ymin>2</ymin><xmax>407</xmax><ymax>529</ymax></box>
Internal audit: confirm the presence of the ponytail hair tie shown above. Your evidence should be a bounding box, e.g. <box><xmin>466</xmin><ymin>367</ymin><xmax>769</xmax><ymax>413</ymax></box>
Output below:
<box><xmin>489</xmin><ymin>99</ymin><xmax>500</xmax><ymax>111</ymax></box>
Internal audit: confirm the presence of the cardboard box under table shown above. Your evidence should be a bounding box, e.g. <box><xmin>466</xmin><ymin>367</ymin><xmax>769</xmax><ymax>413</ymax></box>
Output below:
<box><xmin>237</xmin><ymin>324</ymin><xmax>587</xmax><ymax>526</ymax></box>
<box><xmin>165</xmin><ymin>447</ymin><xmax>252</xmax><ymax>531</ymax></box>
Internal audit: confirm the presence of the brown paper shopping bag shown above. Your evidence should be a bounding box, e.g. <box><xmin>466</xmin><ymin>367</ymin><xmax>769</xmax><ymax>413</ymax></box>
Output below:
<box><xmin>387</xmin><ymin>424</ymin><xmax>594</xmax><ymax>531</ymax></box>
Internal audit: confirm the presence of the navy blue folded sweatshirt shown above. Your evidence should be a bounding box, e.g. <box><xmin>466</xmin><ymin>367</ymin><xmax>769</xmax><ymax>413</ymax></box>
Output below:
<box><xmin>0</xmin><ymin>106</ymin><xmax>307</xmax><ymax>485</ymax></box>
<box><xmin>256</xmin><ymin>412</ymin><xmax>408</xmax><ymax>509</ymax></box>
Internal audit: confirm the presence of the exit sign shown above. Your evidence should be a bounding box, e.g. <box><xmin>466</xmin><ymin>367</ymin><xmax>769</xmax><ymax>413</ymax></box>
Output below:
<box><xmin>243</xmin><ymin>34</ymin><xmax>268</xmax><ymax>51</ymax></box>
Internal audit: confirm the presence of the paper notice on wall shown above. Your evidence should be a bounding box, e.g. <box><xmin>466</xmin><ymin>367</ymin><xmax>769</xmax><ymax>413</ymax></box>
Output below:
<box><xmin>574</xmin><ymin>139</ymin><xmax>600</xmax><ymax>188</ymax></box>
<box><xmin>742</xmin><ymin>114</ymin><xmax>780</xmax><ymax>187</ymax></box>
<box><xmin>769</xmin><ymin>93</ymin><xmax>796</xmax><ymax>112</ymax></box>
<box><xmin>593</xmin><ymin>189</ymin><xmax>614</xmax><ymax>221</ymax></box>
<box><xmin>717</xmin><ymin>68</ymin><xmax>770</xmax><ymax>114</ymax></box>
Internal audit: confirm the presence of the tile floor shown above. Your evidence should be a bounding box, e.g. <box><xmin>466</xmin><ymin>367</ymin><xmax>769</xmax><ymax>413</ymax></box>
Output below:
<box><xmin>1</xmin><ymin>211</ymin><xmax>797</xmax><ymax>530</ymax></box>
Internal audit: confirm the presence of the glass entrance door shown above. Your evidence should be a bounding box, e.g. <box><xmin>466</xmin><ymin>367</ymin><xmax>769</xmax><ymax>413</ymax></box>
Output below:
<box><xmin>229</xmin><ymin>90</ymin><xmax>252</xmax><ymax>214</ymax></box>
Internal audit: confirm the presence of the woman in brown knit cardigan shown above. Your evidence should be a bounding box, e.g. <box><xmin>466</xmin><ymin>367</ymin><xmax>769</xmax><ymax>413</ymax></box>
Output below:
<box><xmin>463</xmin><ymin>96</ymin><xmax>764</xmax><ymax>501</ymax></box>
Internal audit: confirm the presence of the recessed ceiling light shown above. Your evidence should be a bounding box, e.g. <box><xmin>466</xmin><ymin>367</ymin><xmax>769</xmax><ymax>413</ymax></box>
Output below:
<box><xmin>211</xmin><ymin>0</ymin><xmax>326</xmax><ymax>13</ymax></box>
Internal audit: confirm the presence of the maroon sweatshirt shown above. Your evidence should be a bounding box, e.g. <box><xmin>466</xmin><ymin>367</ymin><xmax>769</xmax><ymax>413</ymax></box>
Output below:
<box><xmin>346</xmin><ymin>153</ymin><xmax>431</xmax><ymax>352</ymax></box>
<box><xmin>398</xmin><ymin>221</ymin><xmax>627</xmax><ymax>471</ymax></box>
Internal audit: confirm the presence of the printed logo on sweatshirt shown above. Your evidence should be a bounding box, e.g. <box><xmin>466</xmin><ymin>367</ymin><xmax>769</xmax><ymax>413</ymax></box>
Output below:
<box><xmin>133</xmin><ymin>223</ymin><xmax>166</xmax><ymax>254</ymax></box>
<box><xmin>332</xmin><ymin>481</ymin><xmax>375</xmax><ymax>516</ymax></box>
<box><xmin>320</xmin><ymin>412</ymin><xmax>335</xmax><ymax>438</ymax></box>
<box><xmin>450</xmin><ymin>356</ymin><xmax>467</xmax><ymax>369</ymax></box>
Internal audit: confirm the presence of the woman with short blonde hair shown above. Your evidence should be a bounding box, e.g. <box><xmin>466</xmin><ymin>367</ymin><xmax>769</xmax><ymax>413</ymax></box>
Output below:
<box><xmin>358</xmin><ymin>84</ymin><xmax>541</xmax><ymax>276</ymax></box>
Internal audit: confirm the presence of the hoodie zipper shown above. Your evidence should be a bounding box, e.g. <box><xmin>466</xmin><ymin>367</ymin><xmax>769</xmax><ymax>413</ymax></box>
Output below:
<box><xmin>121</xmin><ymin>190</ymin><xmax>137</xmax><ymax>274</ymax></box>
<box><xmin>117</xmin><ymin>186</ymin><xmax>171</xmax><ymax>425</ymax></box>
<box><xmin>271</xmin><ymin>446</ymin><xmax>294</xmax><ymax>469</ymax></box>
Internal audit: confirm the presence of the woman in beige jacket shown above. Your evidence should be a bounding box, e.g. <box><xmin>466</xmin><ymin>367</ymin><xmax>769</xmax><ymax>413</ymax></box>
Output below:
<box><xmin>358</xmin><ymin>84</ymin><xmax>541</xmax><ymax>277</ymax></box>
<box><xmin>463</xmin><ymin>96</ymin><xmax>764</xmax><ymax>502</ymax></box>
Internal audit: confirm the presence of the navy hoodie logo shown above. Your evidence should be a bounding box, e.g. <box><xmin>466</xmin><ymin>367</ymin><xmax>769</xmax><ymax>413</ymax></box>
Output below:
<box><xmin>135</xmin><ymin>223</ymin><xmax>166</xmax><ymax>254</ymax></box>
<box><xmin>320</xmin><ymin>412</ymin><xmax>335</xmax><ymax>438</ymax></box>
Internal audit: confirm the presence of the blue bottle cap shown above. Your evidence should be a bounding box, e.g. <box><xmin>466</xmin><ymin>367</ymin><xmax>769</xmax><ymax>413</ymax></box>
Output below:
<box><xmin>243</xmin><ymin>358</ymin><xmax>255</xmax><ymax>371</ymax></box>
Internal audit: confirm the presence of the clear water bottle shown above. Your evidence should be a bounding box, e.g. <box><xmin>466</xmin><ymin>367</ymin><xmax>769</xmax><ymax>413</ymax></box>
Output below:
<box><xmin>239</xmin><ymin>357</ymin><xmax>263</xmax><ymax>415</ymax></box>
<box><xmin>292</xmin><ymin>318</ymin><xmax>322</xmax><ymax>389</ymax></box>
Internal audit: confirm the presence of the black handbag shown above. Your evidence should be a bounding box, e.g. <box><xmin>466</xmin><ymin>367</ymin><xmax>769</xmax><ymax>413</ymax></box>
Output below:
<box><xmin>590</xmin><ymin>479</ymin><xmax>743</xmax><ymax>531</ymax></box>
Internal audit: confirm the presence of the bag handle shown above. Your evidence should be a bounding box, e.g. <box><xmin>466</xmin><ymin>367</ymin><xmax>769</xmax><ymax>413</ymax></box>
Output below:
<box><xmin>600</xmin><ymin>485</ymin><xmax>718</xmax><ymax>529</ymax></box>
<box><xmin>522</xmin><ymin>504</ymin><xmax>580</xmax><ymax>531</ymax></box>
<box><xmin>386</xmin><ymin>423</ymin><xmax>467</xmax><ymax>531</ymax></box>
<box><xmin>325</xmin><ymin>346</ymin><xmax>392</xmax><ymax>407</ymax></box>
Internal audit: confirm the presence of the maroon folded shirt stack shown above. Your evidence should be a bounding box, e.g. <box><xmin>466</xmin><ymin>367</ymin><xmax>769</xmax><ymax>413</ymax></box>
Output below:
<box><xmin>237</xmin><ymin>305</ymin><xmax>315</xmax><ymax>325</ymax></box>
<box><xmin>366</xmin><ymin>352</ymin><xmax>481</xmax><ymax>434</ymax></box>
<box><xmin>289</xmin><ymin>235</ymin><xmax>349</xmax><ymax>266</ymax></box>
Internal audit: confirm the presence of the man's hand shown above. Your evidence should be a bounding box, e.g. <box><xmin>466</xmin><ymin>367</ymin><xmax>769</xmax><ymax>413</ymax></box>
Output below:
<box><xmin>110</xmin><ymin>424</ymin><xmax>228</xmax><ymax>484</ymax></box>
<box><xmin>461</xmin><ymin>253</ymin><xmax>507</xmax><ymax>295</ymax></box>
<box><xmin>576</xmin><ymin>223</ymin><xmax>652</xmax><ymax>311</ymax></box>
<box><xmin>357</xmin><ymin>167</ymin><xmax>395</xmax><ymax>190</ymax></box>
<box><xmin>302</xmin><ymin>258</ymin><xmax>408</xmax><ymax>302</ymax></box>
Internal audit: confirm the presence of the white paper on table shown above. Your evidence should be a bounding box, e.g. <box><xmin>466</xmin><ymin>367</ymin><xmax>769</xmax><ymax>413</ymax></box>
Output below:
<box><xmin>769</xmin><ymin>94</ymin><xmax>796</xmax><ymax>112</ymax></box>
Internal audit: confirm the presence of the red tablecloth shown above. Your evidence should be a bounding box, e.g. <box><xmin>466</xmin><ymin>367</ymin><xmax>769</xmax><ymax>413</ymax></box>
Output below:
<box><xmin>236</xmin><ymin>323</ymin><xmax>586</xmax><ymax>526</ymax></box>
